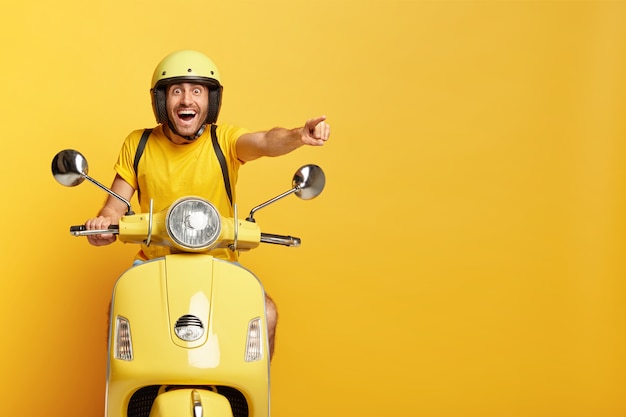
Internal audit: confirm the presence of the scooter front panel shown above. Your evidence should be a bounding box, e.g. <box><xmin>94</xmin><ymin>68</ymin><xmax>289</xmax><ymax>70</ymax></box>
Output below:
<box><xmin>106</xmin><ymin>254</ymin><xmax>269</xmax><ymax>417</ymax></box>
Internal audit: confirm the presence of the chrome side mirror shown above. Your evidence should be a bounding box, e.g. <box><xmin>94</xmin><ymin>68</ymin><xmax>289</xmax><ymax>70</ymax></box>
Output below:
<box><xmin>246</xmin><ymin>164</ymin><xmax>326</xmax><ymax>222</ymax></box>
<box><xmin>51</xmin><ymin>149</ymin><xmax>134</xmax><ymax>214</ymax></box>
<box><xmin>293</xmin><ymin>164</ymin><xmax>325</xmax><ymax>200</ymax></box>
<box><xmin>51</xmin><ymin>149</ymin><xmax>89</xmax><ymax>187</ymax></box>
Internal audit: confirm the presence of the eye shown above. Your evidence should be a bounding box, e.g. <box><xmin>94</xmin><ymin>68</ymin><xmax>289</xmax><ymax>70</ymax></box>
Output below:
<box><xmin>193</xmin><ymin>87</ymin><xmax>203</xmax><ymax>95</ymax></box>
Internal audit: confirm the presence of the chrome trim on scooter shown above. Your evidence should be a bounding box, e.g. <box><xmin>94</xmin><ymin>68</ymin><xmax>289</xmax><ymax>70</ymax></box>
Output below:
<box><xmin>192</xmin><ymin>390</ymin><xmax>203</xmax><ymax>417</ymax></box>
<box><xmin>231</xmin><ymin>203</ymin><xmax>239</xmax><ymax>251</ymax></box>
<box><xmin>146</xmin><ymin>199</ymin><xmax>154</xmax><ymax>247</ymax></box>
<box><xmin>174</xmin><ymin>314</ymin><xmax>205</xmax><ymax>342</ymax></box>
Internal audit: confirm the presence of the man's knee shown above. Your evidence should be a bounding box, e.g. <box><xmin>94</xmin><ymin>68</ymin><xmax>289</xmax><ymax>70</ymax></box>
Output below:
<box><xmin>265</xmin><ymin>293</ymin><xmax>278</xmax><ymax>329</ymax></box>
<box><xmin>265</xmin><ymin>293</ymin><xmax>278</xmax><ymax>360</ymax></box>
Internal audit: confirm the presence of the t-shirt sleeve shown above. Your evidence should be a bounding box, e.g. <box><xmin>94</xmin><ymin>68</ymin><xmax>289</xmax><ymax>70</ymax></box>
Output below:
<box><xmin>114</xmin><ymin>130</ymin><xmax>143</xmax><ymax>190</ymax></box>
<box><xmin>218</xmin><ymin>124</ymin><xmax>250</xmax><ymax>168</ymax></box>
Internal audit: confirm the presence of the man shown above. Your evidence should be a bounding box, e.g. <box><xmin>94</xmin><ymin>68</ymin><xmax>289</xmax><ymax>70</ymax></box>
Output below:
<box><xmin>85</xmin><ymin>49</ymin><xmax>330</xmax><ymax>358</ymax></box>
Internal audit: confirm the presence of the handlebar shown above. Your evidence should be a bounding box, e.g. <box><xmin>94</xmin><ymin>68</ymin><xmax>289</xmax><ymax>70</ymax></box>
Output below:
<box><xmin>69</xmin><ymin>225</ymin><xmax>300</xmax><ymax>247</ymax></box>
<box><xmin>70</xmin><ymin>225</ymin><xmax>119</xmax><ymax>237</ymax></box>
<box><xmin>260</xmin><ymin>233</ymin><xmax>301</xmax><ymax>247</ymax></box>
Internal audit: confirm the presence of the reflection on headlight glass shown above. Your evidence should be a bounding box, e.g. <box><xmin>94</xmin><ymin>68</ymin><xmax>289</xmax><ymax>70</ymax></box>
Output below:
<box><xmin>167</xmin><ymin>198</ymin><xmax>221</xmax><ymax>249</ymax></box>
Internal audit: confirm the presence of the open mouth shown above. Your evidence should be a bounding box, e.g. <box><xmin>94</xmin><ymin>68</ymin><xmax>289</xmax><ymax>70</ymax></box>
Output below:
<box><xmin>177</xmin><ymin>109</ymin><xmax>197</xmax><ymax>122</ymax></box>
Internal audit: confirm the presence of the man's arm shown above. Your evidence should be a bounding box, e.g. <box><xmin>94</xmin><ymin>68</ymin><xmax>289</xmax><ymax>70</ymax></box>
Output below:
<box><xmin>85</xmin><ymin>174</ymin><xmax>135</xmax><ymax>246</ymax></box>
<box><xmin>236</xmin><ymin>115</ymin><xmax>330</xmax><ymax>162</ymax></box>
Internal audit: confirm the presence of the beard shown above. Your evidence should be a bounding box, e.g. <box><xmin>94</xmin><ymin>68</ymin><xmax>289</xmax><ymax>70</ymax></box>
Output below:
<box><xmin>167</xmin><ymin>105</ymin><xmax>209</xmax><ymax>139</ymax></box>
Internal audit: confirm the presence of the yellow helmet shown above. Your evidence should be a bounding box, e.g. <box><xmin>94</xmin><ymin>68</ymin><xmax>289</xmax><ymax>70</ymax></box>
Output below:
<box><xmin>150</xmin><ymin>50</ymin><xmax>223</xmax><ymax>125</ymax></box>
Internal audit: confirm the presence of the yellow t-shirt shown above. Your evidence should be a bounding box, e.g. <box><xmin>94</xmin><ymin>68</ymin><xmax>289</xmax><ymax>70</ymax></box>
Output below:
<box><xmin>114</xmin><ymin>124</ymin><xmax>249</xmax><ymax>261</ymax></box>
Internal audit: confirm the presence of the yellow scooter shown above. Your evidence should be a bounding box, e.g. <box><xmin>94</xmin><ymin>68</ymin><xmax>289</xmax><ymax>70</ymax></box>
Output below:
<box><xmin>51</xmin><ymin>150</ymin><xmax>325</xmax><ymax>417</ymax></box>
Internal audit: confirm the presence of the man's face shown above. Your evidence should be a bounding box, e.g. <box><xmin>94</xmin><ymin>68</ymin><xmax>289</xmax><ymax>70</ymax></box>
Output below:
<box><xmin>165</xmin><ymin>82</ymin><xmax>210</xmax><ymax>138</ymax></box>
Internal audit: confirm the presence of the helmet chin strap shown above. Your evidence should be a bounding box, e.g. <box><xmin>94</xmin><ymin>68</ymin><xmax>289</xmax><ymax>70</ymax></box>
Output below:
<box><xmin>167</xmin><ymin>120</ymin><xmax>206</xmax><ymax>141</ymax></box>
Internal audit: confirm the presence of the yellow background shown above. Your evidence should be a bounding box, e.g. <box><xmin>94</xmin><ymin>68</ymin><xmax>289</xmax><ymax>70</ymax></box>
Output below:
<box><xmin>1</xmin><ymin>1</ymin><xmax>625</xmax><ymax>416</ymax></box>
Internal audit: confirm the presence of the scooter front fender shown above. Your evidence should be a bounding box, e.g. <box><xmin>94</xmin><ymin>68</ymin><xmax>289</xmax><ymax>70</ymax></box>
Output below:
<box><xmin>149</xmin><ymin>388</ymin><xmax>233</xmax><ymax>417</ymax></box>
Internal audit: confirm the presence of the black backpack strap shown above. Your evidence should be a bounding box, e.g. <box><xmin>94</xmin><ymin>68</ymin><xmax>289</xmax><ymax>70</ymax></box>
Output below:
<box><xmin>133</xmin><ymin>128</ymin><xmax>153</xmax><ymax>201</ymax></box>
<box><xmin>210</xmin><ymin>124</ymin><xmax>233</xmax><ymax>207</ymax></box>
<box><xmin>134</xmin><ymin>128</ymin><xmax>153</xmax><ymax>174</ymax></box>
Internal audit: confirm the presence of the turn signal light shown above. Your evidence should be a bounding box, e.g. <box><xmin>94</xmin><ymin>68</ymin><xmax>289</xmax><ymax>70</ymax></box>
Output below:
<box><xmin>245</xmin><ymin>317</ymin><xmax>263</xmax><ymax>362</ymax></box>
<box><xmin>114</xmin><ymin>316</ymin><xmax>133</xmax><ymax>361</ymax></box>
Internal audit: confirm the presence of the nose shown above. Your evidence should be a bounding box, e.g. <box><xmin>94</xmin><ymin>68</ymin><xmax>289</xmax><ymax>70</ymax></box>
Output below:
<box><xmin>180</xmin><ymin>89</ymin><xmax>194</xmax><ymax>105</ymax></box>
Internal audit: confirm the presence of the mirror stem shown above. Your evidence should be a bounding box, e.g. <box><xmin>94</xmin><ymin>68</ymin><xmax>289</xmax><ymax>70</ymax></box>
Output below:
<box><xmin>246</xmin><ymin>186</ymin><xmax>300</xmax><ymax>222</ymax></box>
<box><xmin>83</xmin><ymin>174</ymin><xmax>134</xmax><ymax>215</ymax></box>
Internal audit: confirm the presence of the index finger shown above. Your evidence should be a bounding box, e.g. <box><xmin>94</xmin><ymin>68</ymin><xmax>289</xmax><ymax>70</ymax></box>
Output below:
<box><xmin>306</xmin><ymin>115</ymin><xmax>327</xmax><ymax>129</ymax></box>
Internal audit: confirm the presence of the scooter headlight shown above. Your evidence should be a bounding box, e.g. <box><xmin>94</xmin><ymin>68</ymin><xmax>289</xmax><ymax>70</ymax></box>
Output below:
<box><xmin>166</xmin><ymin>197</ymin><xmax>222</xmax><ymax>250</ymax></box>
